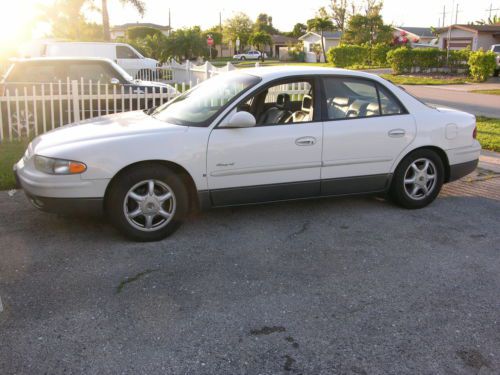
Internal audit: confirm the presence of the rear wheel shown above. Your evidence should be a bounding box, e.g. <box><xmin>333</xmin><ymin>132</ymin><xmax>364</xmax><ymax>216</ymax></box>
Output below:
<box><xmin>390</xmin><ymin>149</ymin><xmax>444</xmax><ymax>209</ymax></box>
<box><xmin>106</xmin><ymin>164</ymin><xmax>189</xmax><ymax>241</ymax></box>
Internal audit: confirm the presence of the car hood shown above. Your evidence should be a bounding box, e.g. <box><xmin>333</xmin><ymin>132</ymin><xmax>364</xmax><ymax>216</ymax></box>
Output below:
<box><xmin>31</xmin><ymin>110</ymin><xmax>187</xmax><ymax>155</ymax></box>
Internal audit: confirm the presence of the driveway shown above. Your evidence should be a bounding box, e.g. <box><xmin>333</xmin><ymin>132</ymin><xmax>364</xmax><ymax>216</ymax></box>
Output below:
<box><xmin>0</xmin><ymin>172</ymin><xmax>499</xmax><ymax>374</ymax></box>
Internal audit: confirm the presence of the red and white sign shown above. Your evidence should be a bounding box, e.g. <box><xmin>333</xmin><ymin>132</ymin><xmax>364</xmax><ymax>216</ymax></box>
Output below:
<box><xmin>207</xmin><ymin>37</ymin><xmax>214</xmax><ymax>46</ymax></box>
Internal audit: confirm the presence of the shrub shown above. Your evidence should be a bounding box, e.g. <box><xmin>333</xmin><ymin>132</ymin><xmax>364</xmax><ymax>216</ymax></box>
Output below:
<box><xmin>327</xmin><ymin>44</ymin><xmax>369</xmax><ymax>67</ymax></box>
<box><xmin>468</xmin><ymin>49</ymin><xmax>496</xmax><ymax>82</ymax></box>
<box><xmin>371</xmin><ymin>43</ymin><xmax>392</xmax><ymax>66</ymax></box>
<box><xmin>386</xmin><ymin>47</ymin><xmax>413</xmax><ymax>74</ymax></box>
<box><xmin>127</xmin><ymin>26</ymin><xmax>163</xmax><ymax>40</ymax></box>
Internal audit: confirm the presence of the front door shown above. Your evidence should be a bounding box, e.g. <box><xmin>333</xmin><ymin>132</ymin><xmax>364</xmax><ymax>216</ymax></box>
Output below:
<box><xmin>207</xmin><ymin>78</ymin><xmax>323</xmax><ymax>206</ymax></box>
<box><xmin>320</xmin><ymin>76</ymin><xmax>416</xmax><ymax>195</ymax></box>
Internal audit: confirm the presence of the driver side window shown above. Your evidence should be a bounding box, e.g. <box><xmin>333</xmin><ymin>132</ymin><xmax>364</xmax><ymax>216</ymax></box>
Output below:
<box><xmin>238</xmin><ymin>80</ymin><xmax>315</xmax><ymax>126</ymax></box>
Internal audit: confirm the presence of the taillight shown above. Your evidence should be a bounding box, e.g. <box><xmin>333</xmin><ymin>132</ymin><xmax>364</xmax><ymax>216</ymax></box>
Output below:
<box><xmin>472</xmin><ymin>126</ymin><xmax>477</xmax><ymax>139</ymax></box>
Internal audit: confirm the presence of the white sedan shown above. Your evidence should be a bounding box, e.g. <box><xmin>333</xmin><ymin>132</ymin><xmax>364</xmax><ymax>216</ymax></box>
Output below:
<box><xmin>233</xmin><ymin>50</ymin><xmax>267</xmax><ymax>60</ymax></box>
<box><xmin>14</xmin><ymin>67</ymin><xmax>481</xmax><ymax>241</ymax></box>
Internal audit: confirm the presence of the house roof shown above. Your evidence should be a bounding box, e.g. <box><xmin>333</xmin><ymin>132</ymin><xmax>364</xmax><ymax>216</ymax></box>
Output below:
<box><xmin>111</xmin><ymin>23</ymin><xmax>171</xmax><ymax>31</ymax></box>
<box><xmin>435</xmin><ymin>24</ymin><xmax>500</xmax><ymax>34</ymax></box>
<box><xmin>298</xmin><ymin>31</ymin><xmax>342</xmax><ymax>40</ymax></box>
<box><xmin>395</xmin><ymin>26</ymin><xmax>434</xmax><ymax>37</ymax></box>
<box><xmin>271</xmin><ymin>34</ymin><xmax>298</xmax><ymax>45</ymax></box>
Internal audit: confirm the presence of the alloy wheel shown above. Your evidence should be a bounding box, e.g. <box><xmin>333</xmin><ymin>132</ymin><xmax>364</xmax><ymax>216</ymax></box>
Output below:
<box><xmin>403</xmin><ymin>158</ymin><xmax>437</xmax><ymax>200</ymax></box>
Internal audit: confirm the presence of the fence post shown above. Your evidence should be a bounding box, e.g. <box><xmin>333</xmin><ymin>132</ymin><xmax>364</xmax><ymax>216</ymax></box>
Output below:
<box><xmin>205</xmin><ymin>62</ymin><xmax>210</xmax><ymax>80</ymax></box>
<box><xmin>185</xmin><ymin>60</ymin><xmax>191</xmax><ymax>84</ymax></box>
<box><xmin>71</xmin><ymin>80</ymin><xmax>80</xmax><ymax>123</ymax></box>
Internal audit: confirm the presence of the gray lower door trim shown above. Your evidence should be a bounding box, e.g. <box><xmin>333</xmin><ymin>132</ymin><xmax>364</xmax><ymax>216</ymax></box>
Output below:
<box><xmin>205</xmin><ymin>174</ymin><xmax>392</xmax><ymax>208</ymax></box>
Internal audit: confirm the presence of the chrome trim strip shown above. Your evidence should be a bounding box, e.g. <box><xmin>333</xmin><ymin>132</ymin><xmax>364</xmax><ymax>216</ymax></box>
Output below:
<box><xmin>210</xmin><ymin>162</ymin><xmax>322</xmax><ymax>177</ymax></box>
<box><xmin>321</xmin><ymin>157</ymin><xmax>392</xmax><ymax>167</ymax></box>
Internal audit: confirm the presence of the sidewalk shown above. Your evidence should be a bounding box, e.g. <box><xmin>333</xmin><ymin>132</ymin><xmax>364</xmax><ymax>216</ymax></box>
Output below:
<box><xmin>479</xmin><ymin>149</ymin><xmax>500</xmax><ymax>173</ymax></box>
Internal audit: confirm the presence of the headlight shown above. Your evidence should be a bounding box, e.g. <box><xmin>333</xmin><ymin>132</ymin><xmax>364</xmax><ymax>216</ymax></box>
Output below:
<box><xmin>34</xmin><ymin>155</ymin><xmax>87</xmax><ymax>175</ymax></box>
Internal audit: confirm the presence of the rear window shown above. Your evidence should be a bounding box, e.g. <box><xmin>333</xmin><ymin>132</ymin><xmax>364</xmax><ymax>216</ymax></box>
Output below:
<box><xmin>6</xmin><ymin>62</ymin><xmax>60</xmax><ymax>83</ymax></box>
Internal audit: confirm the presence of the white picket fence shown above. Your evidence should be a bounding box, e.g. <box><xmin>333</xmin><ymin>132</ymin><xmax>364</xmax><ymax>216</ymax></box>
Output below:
<box><xmin>135</xmin><ymin>60</ymin><xmax>237</xmax><ymax>83</ymax></box>
<box><xmin>0</xmin><ymin>60</ymin><xmax>249</xmax><ymax>142</ymax></box>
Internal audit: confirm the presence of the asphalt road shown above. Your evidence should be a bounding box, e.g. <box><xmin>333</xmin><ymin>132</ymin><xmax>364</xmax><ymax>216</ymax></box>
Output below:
<box><xmin>1</xmin><ymin>175</ymin><xmax>499</xmax><ymax>374</ymax></box>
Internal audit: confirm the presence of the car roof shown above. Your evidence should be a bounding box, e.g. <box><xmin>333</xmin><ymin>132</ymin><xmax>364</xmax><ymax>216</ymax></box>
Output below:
<box><xmin>239</xmin><ymin>66</ymin><xmax>383</xmax><ymax>82</ymax></box>
<box><xmin>11</xmin><ymin>57</ymin><xmax>115</xmax><ymax>64</ymax></box>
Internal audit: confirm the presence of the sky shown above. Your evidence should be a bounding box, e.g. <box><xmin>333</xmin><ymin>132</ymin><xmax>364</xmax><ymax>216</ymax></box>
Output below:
<box><xmin>0</xmin><ymin>0</ymin><xmax>499</xmax><ymax>51</ymax></box>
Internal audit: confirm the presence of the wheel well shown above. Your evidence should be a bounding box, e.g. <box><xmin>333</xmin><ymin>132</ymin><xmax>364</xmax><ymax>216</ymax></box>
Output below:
<box><xmin>402</xmin><ymin>146</ymin><xmax>451</xmax><ymax>182</ymax></box>
<box><xmin>104</xmin><ymin>160</ymin><xmax>200</xmax><ymax>212</ymax></box>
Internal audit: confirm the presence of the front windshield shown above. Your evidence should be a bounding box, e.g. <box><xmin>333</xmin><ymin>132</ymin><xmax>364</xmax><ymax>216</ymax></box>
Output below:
<box><xmin>110</xmin><ymin>61</ymin><xmax>134</xmax><ymax>81</ymax></box>
<box><xmin>150</xmin><ymin>72</ymin><xmax>260</xmax><ymax>126</ymax></box>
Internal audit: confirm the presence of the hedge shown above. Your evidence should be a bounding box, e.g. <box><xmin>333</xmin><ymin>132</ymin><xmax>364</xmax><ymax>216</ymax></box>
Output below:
<box><xmin>327</xmin><ymin>43</ymin><xmax>392</xmax><ymax>67</ymax></box>
<box><xmin>386</xmin><ymin>47</ymin><xmax>470</xmax><ymax>74</ymax></box>
<box><xmin>468</xmin><ymin>50</ymin><xmax>497</xmax><ymax>82</ymax></box>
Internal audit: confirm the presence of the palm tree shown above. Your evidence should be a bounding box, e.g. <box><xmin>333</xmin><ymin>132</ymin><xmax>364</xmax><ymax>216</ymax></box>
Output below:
<box><xmin>308</xmin><ymin>13</ymin><xmax>334</xmax><ymax>62</ymax></box>
<box><xmin>474</xmin><ymin>15</ymin><xmax>499</xmax><ymax>25</ymax></box>
<box><xmin>98</xmin><ymin>0</ymin><xmax>146</xmax><ymax>41</ymax></box>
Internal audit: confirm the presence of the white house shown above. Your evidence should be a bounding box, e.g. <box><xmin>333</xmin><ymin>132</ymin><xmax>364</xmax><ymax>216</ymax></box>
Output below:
<box><xmin>299</xmin><ymin>31</ymin><xmax>342</xmax><ymax>62</ymax></box>
<box><xmin>435</xmin><ymin>24</ymin><xmax>500</xmax><ymax>50</ymax></box>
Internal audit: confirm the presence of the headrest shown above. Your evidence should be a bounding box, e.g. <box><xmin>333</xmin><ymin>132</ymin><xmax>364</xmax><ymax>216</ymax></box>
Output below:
<box><xmin>276</xmin><ymin>93</ymin><xmax>291</xmax><ymax>109</ymax></box>
<box><xmin>366</xmin><ymin>102</ymin><xmax>380</xmax><ymax>113</ymax></box>
<box><xmin>301</xmin><ymin>95</ymin><xmax>313</xmax><ymax>113</ymax></box>
<box><xmin>331</xmin><ymin>97</ymin><xmax>349</xmax><ymax>106</ymax></box>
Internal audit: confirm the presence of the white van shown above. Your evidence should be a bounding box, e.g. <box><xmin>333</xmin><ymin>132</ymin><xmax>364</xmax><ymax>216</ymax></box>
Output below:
<box><xmin>26</xmin><ymin>42</ymin><xmax>158</xmax><ymax>79</ymax></box>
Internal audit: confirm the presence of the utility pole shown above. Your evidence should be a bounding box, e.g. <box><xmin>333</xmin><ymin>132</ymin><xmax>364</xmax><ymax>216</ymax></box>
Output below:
<box><xmin>442</xmin><ymin>5</ymin><xmax>447</xmax><ymax>27</ymax></box>
<box><xmin>446</xmin><ymin>0</ymin><xmax>455</xmax><ymax>66</ymax></box>
<box><xmin>455</xmin><ymin>3</ymin><xmax>459</xmax><ymax>24</ymax></box>
<box><xmin>486</xmin><ymin>4</ymin><xmax>500</xmax><ymax>18</ymax></box>
<box><xmin>168</xmin><ymin>8</ymin><xmax>171</xmax><ymax>35</ymax></box>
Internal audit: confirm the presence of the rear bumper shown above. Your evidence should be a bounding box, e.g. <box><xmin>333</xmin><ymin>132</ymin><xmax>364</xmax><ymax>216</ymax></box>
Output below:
<box><xmin>448</xmin><ymin>159</ymin><xmax>478</xmax><ymax>182</ymax></box>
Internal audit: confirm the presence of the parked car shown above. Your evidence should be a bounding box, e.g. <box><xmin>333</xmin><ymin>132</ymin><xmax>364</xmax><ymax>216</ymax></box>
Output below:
<box><xmin>14</xmin><ymin>67</ymin><xmax>480</xmax><ymax>241</ymax></box>
<box><xmin>23</xmin><ymin>41</ymin><xmax>158</xmax><ymax>79</ymax></box>
<box><xmin>490</xmin><ymin>44</ymin><xmax>500</xmax><ymax>77</ymax></box>
<box><xmin>233</xmin><ymin>50</ymin><xmax>267</xmax><ymax>60</ymax></box>
<box><xmin>1</xmin><ymin>57</ymin><xmax>178</xmax><ymax>137</ymax></box>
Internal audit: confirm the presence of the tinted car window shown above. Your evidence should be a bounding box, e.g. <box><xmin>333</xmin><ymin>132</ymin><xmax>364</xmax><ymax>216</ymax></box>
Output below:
<box><xmin>67</xmin><ymin>63</ymin><xmax>115</xmax><ymax>82</ymax></box>
<box><xmin>323</xmin><ymin>77</ymin><xmax>380</xmax><ymax>119</ymax></box>
<box><xmin>7</xmin><ymin>62</ymin><xmax>61</xmax><ymax>83</ymax></box>
<box><xmin>493</xmin><ymin>46</ymin><xmax>500</xmax><ymax>53</ymax></box>
<box><xmin>378</xmin><ymin>85</ymin><xmax>404</xmax><ymax>115</ymax></box>
<box><xmin>117</xmin><ymin>46</ymin><xmax>139</xmax><ymax>59</ymax></box>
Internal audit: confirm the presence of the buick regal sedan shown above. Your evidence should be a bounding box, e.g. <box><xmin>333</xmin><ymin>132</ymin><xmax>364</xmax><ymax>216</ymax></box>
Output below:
<box><xmin>14</xmin><ymin>67</ymin><xmax>481</xmax><ymax>241</ymax></box>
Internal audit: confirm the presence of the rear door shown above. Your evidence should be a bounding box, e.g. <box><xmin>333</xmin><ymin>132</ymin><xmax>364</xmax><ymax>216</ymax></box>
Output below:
<box><xmin>320</xmin><ymin>76</ymin><xmax>416</xmax><ymax>195</ymax></box>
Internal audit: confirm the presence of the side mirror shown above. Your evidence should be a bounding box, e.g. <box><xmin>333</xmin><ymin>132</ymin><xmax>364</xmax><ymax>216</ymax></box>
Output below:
<box><xmin>222</xmin><ymin>111</ymin><xmax>256</xmax><ymax>128</ymax></box>
<box><xmin>110</xmin><ymin>78</ymin><xmax>120</xmax><ymax>85</ymax></box>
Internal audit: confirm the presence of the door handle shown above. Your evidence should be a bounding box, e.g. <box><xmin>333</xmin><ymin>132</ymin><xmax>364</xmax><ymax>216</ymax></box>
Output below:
<box><xmin>388</xmin><ymin>129</ymin><xmax>406</xmax><ymax>137</ymax></box>
<box><xmin>295</xmin><ymin>136</ymin><xmax>317</xmax><ymax>146</ymax></box>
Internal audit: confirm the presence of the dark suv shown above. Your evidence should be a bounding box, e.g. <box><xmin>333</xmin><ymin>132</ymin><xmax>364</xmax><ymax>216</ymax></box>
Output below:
<box><xmin>1</xmin><ymin>57</ymin><xmax>177</xmax><ymax>137</ymax></box>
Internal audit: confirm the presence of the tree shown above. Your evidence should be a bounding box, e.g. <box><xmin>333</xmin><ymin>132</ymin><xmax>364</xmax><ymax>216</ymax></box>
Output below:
<box><xmin>342</xmin><ymin>13</ymin><xmax>392</xmax><ymax>45</ymax></box>
<box><xmin>166</xmin><ymin>27</ymin><xmax>207</xmax><ymax>61</ymax></box>
<box><xmin>308</xmin><ymin>8</ymin><xmax>335</xmax><ymax>62</ymax></box>
<box><xmin>37</xmin><ymin>0</ymin><xmax>103</xmax><ymax>40</ymax></box>
<box><xmin>223</xmin><ymin>12</ymin><xmax>253</xmax><ymax>53</ymax></box>
<box><xmin>289</xmin><ymin>23</ymin><xmax>307</xmax><ymax>38</ymax></box>
<box><xmin>474</xmin><ymin>15</ymin><xmax>500</xmax><ymax>25</ymax></box>
<box><xmin>93</xmin><ymin>0</ymin><xmax>146</xmax><ymax>41</ymax></box>
<box><xmin>249</xmin><ymin>31</ymin><xmax>272</xmax><ymax>61</ymax></box>
<box><xmin>329</xmin><ymin>0</ymin><xmax>356</xmax><ymax>31</ymax></box>
<box><xmin>254</xmin><ymin>13</ymin><xmax>279</xmax><ymax>34</ymax></box>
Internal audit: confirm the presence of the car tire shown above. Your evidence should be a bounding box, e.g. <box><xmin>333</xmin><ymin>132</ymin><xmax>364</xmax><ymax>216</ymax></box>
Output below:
<box><xmin>241</xmin><ymin>56</ymin><xmax>246</xmax><ymax>61</ymax></box>
<box><xmin>106</xmin><ymin>164</ymin><xmax>189</xmax><ymax>241</ymax></box>
<box><xmin>390</xmin><ymin>149</ymin><xmax>444</xmax><ymax>209</ymax></box>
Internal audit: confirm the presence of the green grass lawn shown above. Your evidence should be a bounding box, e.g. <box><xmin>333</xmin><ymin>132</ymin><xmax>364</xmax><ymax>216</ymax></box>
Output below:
<box><xmin>0</xmin><ymin>117</ymin><xmax>498</xmax><ymax>191</ymax></box>
<box><xmin>470</xmin><ymin>89</ymin><xmax>500</xmax><ymax>95</ymax></box>
<box><xmin>476</xmin><ymin>117</ymin><xmax>500</xmax><ymax>152</ymax></box>
<box><xmin>0</xmin><ymin>140</ymin><xmax>28</xmax><ymax>191</ymax></box>
<box><xmin>380</xmin><ymin>74</ymin><xmax>467</xmax><ymax>85</ymax></box>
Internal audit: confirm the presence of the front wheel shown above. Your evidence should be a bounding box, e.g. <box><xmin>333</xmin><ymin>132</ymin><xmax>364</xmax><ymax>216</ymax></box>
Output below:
<box><xmin>390</xmin><ymin>149</ymin><xmax>444</xmax><ymax>209</ymax></box>
<box><xmin>106</xmin><ymin>165</ymin><xmax>189</xmax><ymax>241</ymax></box>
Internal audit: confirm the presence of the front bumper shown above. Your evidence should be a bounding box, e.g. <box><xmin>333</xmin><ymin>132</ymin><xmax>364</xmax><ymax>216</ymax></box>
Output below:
<box><xmin>13</xmin><ymin>160</ymin><xmax>105</xmax><ymax>215</ymax></box>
